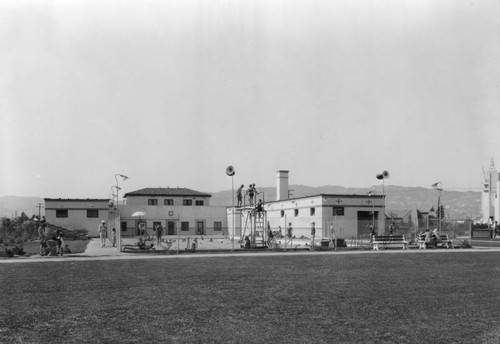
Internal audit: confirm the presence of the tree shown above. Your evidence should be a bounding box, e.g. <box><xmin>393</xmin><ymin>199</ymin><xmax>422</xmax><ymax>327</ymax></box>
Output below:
<box><xmin>436</xmin><ymin>205</ymin><xmax>445</xmax><ymax>220</ymax></box>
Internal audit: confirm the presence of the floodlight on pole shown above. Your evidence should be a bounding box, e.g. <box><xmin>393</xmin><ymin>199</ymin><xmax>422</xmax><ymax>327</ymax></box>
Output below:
<box><xmin>375</xmin><ymin>170</ymin><xmax>390</xmax><ymax>195</ymax></box>
<box><xmin>114</xmin><ymin>173</ymin><xmax>129</xmax><ymax>251</ymax></box>
<box><xmin>226</xmin><ymin>166</ymin><xmax>236</xmax><ymax>251</ymax></box>
<box><xmin>431</xmin><ymin>181</ymin><xmax>443</xmax><ymax>234</ymax></box>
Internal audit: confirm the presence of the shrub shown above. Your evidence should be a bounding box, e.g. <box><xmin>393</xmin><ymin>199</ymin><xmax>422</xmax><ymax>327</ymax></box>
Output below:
<box><xmin>461</xmin><ymin>240</ymin><xmax>472</xmax><ymax>248</ymax></box>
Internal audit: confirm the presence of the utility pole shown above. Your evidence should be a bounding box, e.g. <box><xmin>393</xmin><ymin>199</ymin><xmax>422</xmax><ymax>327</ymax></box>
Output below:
<box><xmin>36</xmin><ymin>203</ymin><xmax>44</xmax><ymax>220</ymax></box>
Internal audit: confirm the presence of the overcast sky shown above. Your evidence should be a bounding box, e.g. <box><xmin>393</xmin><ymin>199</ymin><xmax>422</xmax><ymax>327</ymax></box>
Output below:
<box><xmin>1</xmin><ymin>0</ymin><xmax>499</xmax><ymax>199</ymax></box>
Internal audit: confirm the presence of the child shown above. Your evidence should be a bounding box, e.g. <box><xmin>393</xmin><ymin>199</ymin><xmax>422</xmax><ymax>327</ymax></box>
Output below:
<box><xmin>111</xmin><ymin>228</ymin><xmax>117</xmax><ymax>247</ymax></box>
<box><xmin>55</xmin><ymin>231</ymin><xmax>64</xmax><ymax>256</ymax></box>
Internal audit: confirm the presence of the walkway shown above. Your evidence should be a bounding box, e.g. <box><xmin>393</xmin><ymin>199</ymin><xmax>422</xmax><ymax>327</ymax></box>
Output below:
<box><xmin>81</xmin><ymin>238</ymin><xmax>129</xmax><ymax>257</ymax></box>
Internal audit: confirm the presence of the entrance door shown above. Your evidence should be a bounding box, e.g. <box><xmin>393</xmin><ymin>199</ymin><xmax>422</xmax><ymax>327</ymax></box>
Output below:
<box><xmin>167</xmin><ymin>221</ymin><xmax>175</xmax><ymax>235</ymax></box>
<box><xmin>196</xmin><ymin>221</ymin><xmax>204</xmax><ymax>235</ymax></box>
<box><xmin>357</xmin><ymin>211</ymin><xmax>378</xmax><ymax>239</ymax></box>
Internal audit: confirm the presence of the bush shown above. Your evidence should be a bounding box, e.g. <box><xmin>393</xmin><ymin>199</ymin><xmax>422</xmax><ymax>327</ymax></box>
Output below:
<box><xmin>1</xmin><ymin>245</ymin><xmax>25</xmax><ymax>257</ymax></box>
<box><xmin>461</xmin><ymin>240</ymin><xmax>472</xmax><ymax>248</ymax></box>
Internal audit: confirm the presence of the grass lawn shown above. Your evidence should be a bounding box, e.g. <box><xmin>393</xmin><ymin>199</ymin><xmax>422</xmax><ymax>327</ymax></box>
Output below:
<box><xmin>1</xmin><ymin>251</ymin><xmax>500</xmax><ymax>343</ymax></box>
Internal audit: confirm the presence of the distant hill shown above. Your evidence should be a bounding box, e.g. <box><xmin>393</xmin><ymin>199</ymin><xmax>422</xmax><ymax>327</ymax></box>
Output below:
<box><xmin>210</xmin><ymin>185</ymin><xmax>481</xmax><ymax>220</ymax></box>
<box><xmin>0</xmin><ymin>196</ymin><xmax>45</xmax><ymax>218</ymax></box>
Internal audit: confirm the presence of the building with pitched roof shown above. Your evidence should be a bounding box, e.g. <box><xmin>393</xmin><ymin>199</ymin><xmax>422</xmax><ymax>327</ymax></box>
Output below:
<box><xmin>120</xmin><ymin>187</ymin><xmax>227</xmax><ymax>237</ymax></box>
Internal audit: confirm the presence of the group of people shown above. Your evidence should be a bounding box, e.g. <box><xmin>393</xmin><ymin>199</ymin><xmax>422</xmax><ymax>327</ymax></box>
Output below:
<box><xmin>422</xmin><ymin>228</ymin><xmax>442</xmax><ymax>248</ymax></box>
<box><xmin>236</xmin><ymin>184</ymin><xmax>260</xmax><ymax>207</ymax></box>
<box><xmin>37</xmin><ymin>220</ymin><xmax>67</xmax><ymax>256</ymax></box>
<box><xmin>98</xmin><ymin>220</ymin><xmax>116</xmax><ymax>248</ymax></box>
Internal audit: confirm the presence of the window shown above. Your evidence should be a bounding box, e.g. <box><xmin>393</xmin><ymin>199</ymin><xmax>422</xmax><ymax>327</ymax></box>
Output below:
<box><xmin>164</xmin><ymin>199</ymin><xmax>173</xmax><ymax>206</ymax></box>
<box><xmin>183</xmin><ymin>199</ymin><xmax>193</xmax><ymax>206</ymax></box>
<box><xmin>181</xmin><ymin>222</ymin><xmax>189</xmax><ymax>231</ymax></box>
<box><xmin>214</xmin><ymin>221</ymin><xmax>222</xmax><ymax>231</ymax></box>
<box><xmin>195</xmin><ymin>200</ymin><xmax>204</xmax><ymax>206</ymax></box>
<box><xmin>281</xmin><ymin>210</ymin><xmax>285</xmax><ymax>218</ymax></box>
<box><xmin>294</xmin><ymin>209</ymin><xmax>299</xmax><ymax>217</ymax></box>
<box><xmin>310</xmin><ymin>208</ymin><xmax>315</xmax><ymax>216</ymax></box>
<box><xmin>333</xmin><ymin>207</ymin><xmax>344</xmax><ymax>216</ymax></box>
<box><xmin>148</xmin><ymin>199</ymin><xmax>158</xmax><ymax>206</ymax></box>
<box><xmin>121</xmin><ymin>221</ymin><xmax>127</xmax><ymax>232</ymax></box>
<box><xmin>56</xmin><ymin>209</ymin><xmax>68</xmax><ymax>218</ymax></box>
<box><xmin>87</xmin><ymin>209</ymin><xmax>99</xmax><ymax>218</ymax></box>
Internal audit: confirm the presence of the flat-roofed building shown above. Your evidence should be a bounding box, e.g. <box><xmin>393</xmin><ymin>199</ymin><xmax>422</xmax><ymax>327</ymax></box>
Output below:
<box><xmin>44</xmin><ymin>198</ymin><xmax>110</xmax><ymax>237</ymax></box>
<box><xmin>227</xmin><ymin>170</ymin><xmax>385</xmax><ymax>241</ymax></box>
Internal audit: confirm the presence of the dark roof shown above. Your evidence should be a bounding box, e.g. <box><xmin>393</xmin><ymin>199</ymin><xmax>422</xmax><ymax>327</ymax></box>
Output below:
<box><xmin>123</xmin><ymin>187</ymin><xmax>211</xmax><ymax>198</ymax></box>
<box><xmin>44</xmin><ymin>198</ymin><xmax>109</xmax><ymax>202</ymax></box>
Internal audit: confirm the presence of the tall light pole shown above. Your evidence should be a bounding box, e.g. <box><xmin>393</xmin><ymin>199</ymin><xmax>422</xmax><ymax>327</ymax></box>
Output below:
<box><xmin>115</xmin><ymin>173</ymin><xmax>129</xmax><ymax>251</ymax></box>
<box><xmin>367</xmin><ymin>191</ymin><xmax>375</xmax><ymax>227</ymax></box>
<box><xmin>226</xmin><ymin>166</ymin><xmax>235</xmax><ymax>251</ymax></box>
<box><xmin>431</xmin><ymin>181</ymin><xmax>443</xmax><ymax>235</ymax></box>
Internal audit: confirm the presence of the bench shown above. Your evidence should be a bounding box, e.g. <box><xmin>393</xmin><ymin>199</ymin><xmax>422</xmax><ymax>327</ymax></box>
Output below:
<box><xmin>372</xmin><ymin>235</ymin><xmax>408</xmax><ymax>250</ymax></box>
<box><xmin>417</xmin><ymin>234</ymin><xmax>453</xmax><ymax>249</ymax></box>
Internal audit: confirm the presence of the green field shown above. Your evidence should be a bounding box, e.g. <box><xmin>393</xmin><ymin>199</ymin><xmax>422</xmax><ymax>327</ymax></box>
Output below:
<box><xmin>1</xmin><ymin>251</ymin><xmax>499</xmax><ymax>343</ymax></box>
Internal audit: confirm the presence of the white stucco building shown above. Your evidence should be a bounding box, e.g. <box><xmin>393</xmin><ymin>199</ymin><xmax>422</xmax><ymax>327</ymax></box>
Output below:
<box><xmin>227</xmin><ymin>170</ymin><xmax>385</xmax><ymax>241</ymax></box>
<box><xmin>44</xmin><ymin>198</ymin><xmax>110</xmax><ymax>236</ymax></box>
<box><xmin>120</xmin><ymin>187</ymin><xmax>228</xmax><ymax>236</ymax></box>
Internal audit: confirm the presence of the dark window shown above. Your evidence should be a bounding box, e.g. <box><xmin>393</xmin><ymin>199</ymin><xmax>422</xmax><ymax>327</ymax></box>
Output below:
<box><xmin>310</xmin><ymin>208</ymin><xmax>315</xmax><ymax>216</ymax></box>
<box><xmin>281</xmin><ymin>210</ymin><xmax>285</xmax><ymax>218</ymax></box>
<box><xmin>164</xmin><ymin>199</ymin><xmax>173</xmax><ymax>205</ymax></box>
<box><xmin>181</xmin><ymin>222</ymin><xmax>189</xmax><ymax>231</ymax></box>
<box><xmin>56</xmin><ymin>209</ymin><xmax>68</xmax><ymax>218</ymax></box>
<box><xmin>214</xmin><ymin>221</ymin><xmax>222</xmax><ymax>231</ymax></box>
<box><xmin>87</xmin><ymin>209</ymin><xmax>99</xmax><ymax>218</ymax></box>
<box><xmin>121</xmin><ymin>221</ymin><xmax>127</xmax><ymax>232</ymax></box>
<box><xmin>294</xmin><ymin>209</ymin><xmax>299</xmax><ymax>217</ymax></box>
<box><xmin>333</xmin><ymin>207</ymin><xmax>344</xmax><ymax>216</ymax></box>
<box><xmin>183</xmin><ymin>199</ymin><xmax>193</xmax><ymax>206</ymax></box>
<box><xmin>148</xmin><ymin>199</ymin><xmax>158</xmax><ymax>206</ymax></box>
<box><xmin>195</xmin><ymin>200</ymin><xmax>204</xmax><ymax>206</ymax></box>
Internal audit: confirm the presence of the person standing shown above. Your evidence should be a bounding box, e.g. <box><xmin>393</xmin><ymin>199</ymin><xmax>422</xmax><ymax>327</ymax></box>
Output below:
<box><xmin>99</xmin><ymin>220</ymin><xmax>107</xmax><ymax>247</ymax></box>
<box><xmin>236</xmin><ymin>185</ymin><xmax>244</xmax><ymax>207</ymax></box>
<box><xmin>286</xmin><ymin>222</ymin><xmax>293</xmax><ymax>250</ymax></box>
<box><xmin>329</xmin><ymin>223</ymin><xmax>336</xmax><ymax>249</ymax></box>
<box><xmin>55</xmin><ymin>231</ymin><xmax>64</xmax><ymax>256</ymax></box>
<box><xmin>310</xmin><ymin>222</ymin><xmax>316</xmax><ymax>247</ymax></box>
<box><xmin>256</xmin><ymin>199</ymin><xmax>263</xmax><ymax>218</ymax></box>
<box><xmin>155</xmin><ymin>223</ymin><xmax>163</xmax><ymax>245</ymax></box>
<box><xmin>37</xmin><ymin>223</ymin><xmax>46</xmax><ymax>240</ymax></box>
<box><xmin>266</xmin><ymin>223</ymin><xmax>274</xmax><ymax>247</ymax></box>
<box><xmin>389</xmin><ymin>222</ymin><xmax>395</xmax><ymax>236</ymax></box>
<box><xmin>246</xmin><ymin>184</ymin><xmax>255</xmax><ymax>206</ymax></box>
<box><xmin>111</xmin><ymin>228</ymin><xmax>117</xmax><ymax>247</ymax></box>
<box><xmin>368</xmin><ymin>224</ymin><xmax>375</xmax><ymax>242</ymax></box>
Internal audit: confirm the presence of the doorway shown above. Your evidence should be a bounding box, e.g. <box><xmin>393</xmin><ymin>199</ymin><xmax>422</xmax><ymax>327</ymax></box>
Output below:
<box><xmin>167</xmin><ymin>221</ymin><xmax>176</xmax><ymax>235</ymax></box>
<box><xmin>196</xmin><ymin>221</ymin><xmax>205</xmax><ymax>235</ymax></box>
<box><xmin>358</xmin><ymin>211</ymin><xmax>378</xmax><ymax>239</ymax></box>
